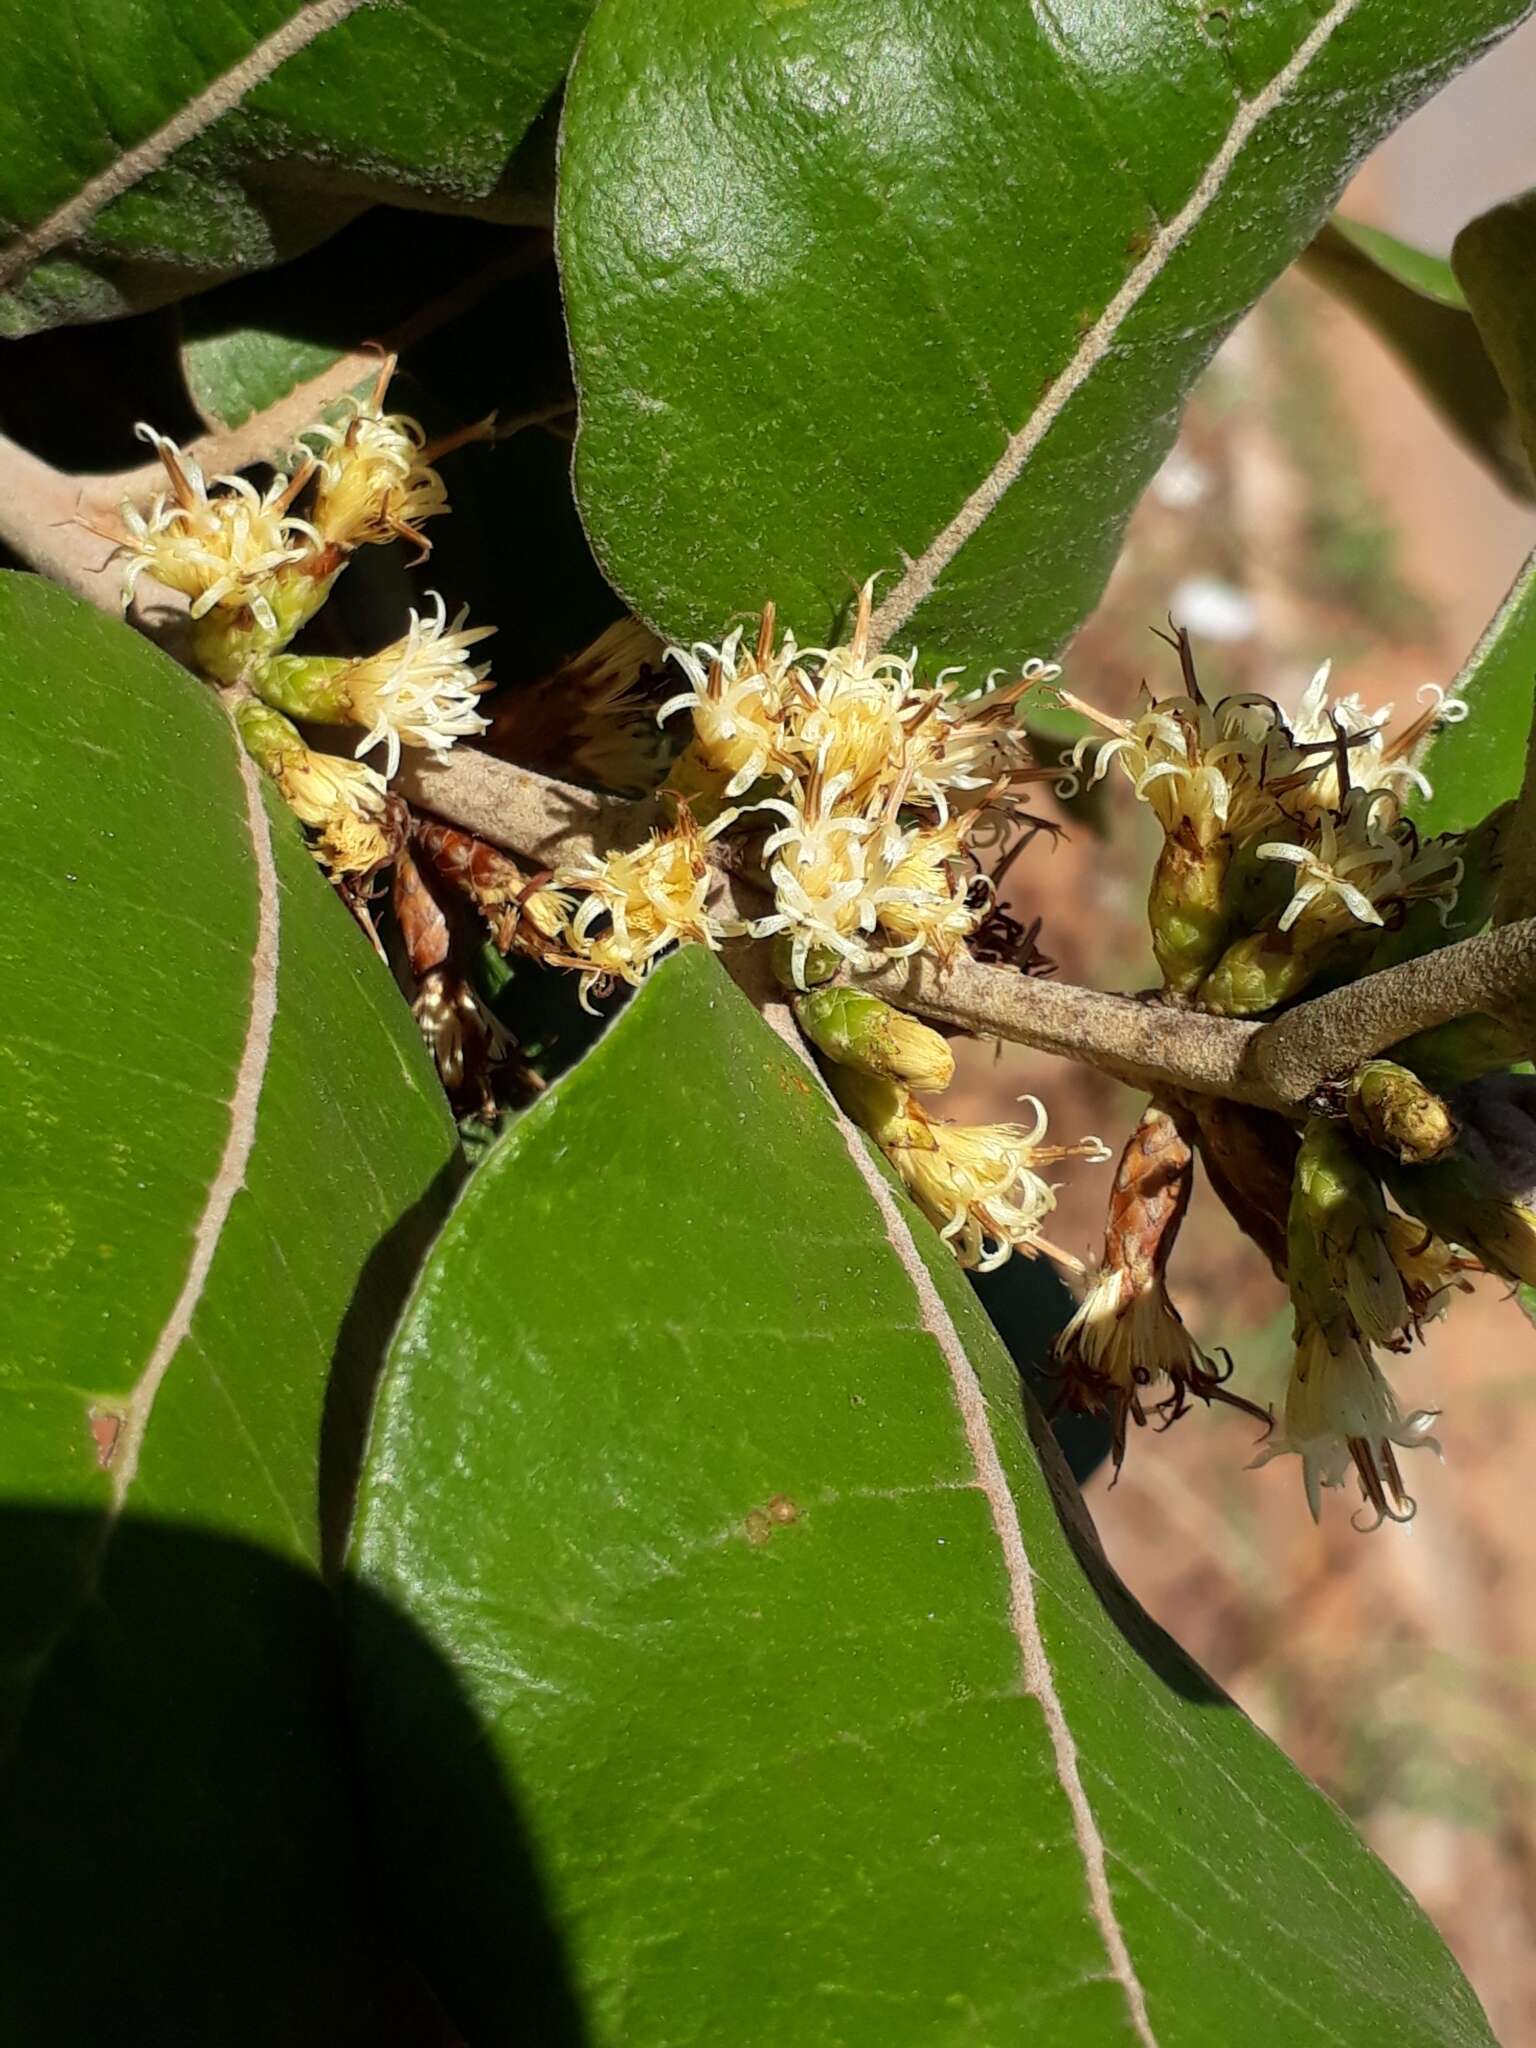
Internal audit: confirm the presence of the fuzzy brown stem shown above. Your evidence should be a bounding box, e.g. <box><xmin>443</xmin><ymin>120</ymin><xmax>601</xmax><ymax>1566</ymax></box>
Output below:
<box><xmin>852</xmin><ymin>951</ymin><xmax>1269</xmax><ymax>1105</ymax></box>
<box><xmin>402</xmin><ymin>750</ymin><xmax>1536</xmax><ymax>1112</ymax></box>
<box><xmin>0</xmin><ymin>435</ymin><xmax>127</xmax><ymax>608</ymax></box>
<box><xmin>1245</xmin><ymin>917</ymin><xmax>1536</xmax><ymax>1105</ymax></box>
<box><xmin>394</xmin><ymin>750</ymin><xmax>624</xmax><ymax>866</ymax></box>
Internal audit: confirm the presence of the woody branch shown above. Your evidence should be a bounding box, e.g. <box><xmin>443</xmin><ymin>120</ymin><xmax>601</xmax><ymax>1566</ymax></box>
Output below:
<box><xmin>396</xmin><ymin>747</ymin><xmax>1536</xmax><ymax>1114</ymax></box>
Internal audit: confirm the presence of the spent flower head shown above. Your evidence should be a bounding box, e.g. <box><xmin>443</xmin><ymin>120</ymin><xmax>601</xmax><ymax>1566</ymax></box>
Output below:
<box><xmin>1252</xmin><ymin>1318</ymin><xmax>1440</xmax><ymax>1530</ymax></box>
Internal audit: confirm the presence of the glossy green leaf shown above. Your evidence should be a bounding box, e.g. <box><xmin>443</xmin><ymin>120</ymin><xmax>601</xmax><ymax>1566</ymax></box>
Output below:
<box><xmin>1416</xmin><ymin>544</ymin><xmax>1536</xmax><ymax>837</ymax></box>
<box><xmin>349</xmin><ymin>944</ymin><xmax>1489</xmax><ymax>2046</ymax></box>
<box><xmin>559</xmin><ymin>0</ymin><xmax>1528</xmax><ymax>673</ymax></box>
<box><xmin>0</xmin><ymin>573</ymin><xmax>458</xmax><ymax>2042</ymax></box>
<box><xmin>0</xmin><ymin>0</ymin><xmax>589</xmax><ymax>336</ymax></box>
<box><xmin>1299</xmin><ymin>217</ymin><xmax>1534</xmax><ymax>499</ymax></box>
<box><xmin>1454</xmin><ymin>188</ymin><xmax>1536</xmax><ymax>476</ymax></box>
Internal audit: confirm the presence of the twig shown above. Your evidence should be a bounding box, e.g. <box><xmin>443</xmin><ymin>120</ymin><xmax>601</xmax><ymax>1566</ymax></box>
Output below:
<box><xmin>1246</xmin><ymin>919</ymin><xmax>1536</xmax><ymax>1104</ymax></box>
<box><xmin>852</xmin><ymin>951</ymin><xmax>1267</xmax><ymax>1104</ymax></box>
<box><xmin>0</xmin><ymin>435</ymin><xmax>128</xmax><ymax>608</ymax></box>
<box><xmin>394</xmin><ymin>750</ymin><xmax>625</xmax><ymax>867</ymax></box>
<box><xmin>398</xmin><ymin>748</ymin><xmax>1536</xmax><ymax>1112</ymax></box>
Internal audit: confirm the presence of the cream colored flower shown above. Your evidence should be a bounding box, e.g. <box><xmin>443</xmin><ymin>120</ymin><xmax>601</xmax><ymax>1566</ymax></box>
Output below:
<box><xmin>1256</xmin><ymin>792</ymin><xmax>1461</xmax><ymax>939</ymax></box>
<box><xmin>1064</xmin><ymin>688</ymin><xmax>1279</xmax><ymax>850</ymax></box>
<box><xmin>658</xmin><ymin>616</ymin><xmax>791</xmax><ymax>797</ymax></box>
<box><xmin>1251</xmin><ymin>1318</ymin><xmax>1439</xmax><ymax>1529</ymax></box>
<box><xmin>780</xmin><ymin>659</ymin><xmax>910</xmax><ymax>801</ymax></box>
<box><xmin>799</xmin><ymin>577</ymin><xmax>916</xmax><ymax>697</ymax></box>
<box><xmin>1272</xmin><ymin>662</ymin><xmax>1467</xmax><ymax>819</ymax></box>
<box><xmin>341</xmin><ymin>592</ymin><xmax>494</xmax><ymax>778</ymax></box>
<box><xmin>279</xmin><ymin>750</ymin><xmax>398</xmax><ymax>875</ymax></box>
<box><xmin>745</xmin><ymin>773</ymin><xmax>880</xmax><ymax>987</ymax></box>
<box><xmin>904</xmin><ymin>660</ymin><xmax>1061</xmax><ymax>820</ymax></box>
<box><xmin>551</xmin><ymin>808</ymin><xmax>734</xmax><ymax>1005</ymax></box>
<box><xmin>872</xmin><ymin>1093</ymin><xmax>1107</xmax><ymax>1272</ymax></box>
<box><xmin>866</xmin><ymin>814</ymin><xmax>987</xmax><ymax>962</ymax></box>
<box><xmin>117</xmin><ymin>426</ymin><xmax>318</xmax><ymax>626</ymax></box>
<box><xmin>303</xmin><ymin>375</ymin><xmax>448</xmax><ymax>551</ymax></box>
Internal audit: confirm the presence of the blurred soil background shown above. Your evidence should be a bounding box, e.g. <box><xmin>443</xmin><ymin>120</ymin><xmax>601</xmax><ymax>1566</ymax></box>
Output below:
<box><xmin>953</xmin><ymin>27</ymin><xmax>1536</xmax><ymax>2040</ymax></box>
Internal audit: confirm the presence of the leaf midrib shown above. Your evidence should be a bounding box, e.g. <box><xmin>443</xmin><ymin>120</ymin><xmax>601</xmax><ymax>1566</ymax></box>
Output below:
<box><xmin>866</xmin><ymin>0</ymin><xmax>1366</xmax><ymax>648</ymax></box>
<box><xmin>759</xmin><ymin>999</ymin><xmax>1159</xmax><ymax>2048</ymax></box>
<box><xmin>0</xmin><ymin>0</ymin><xmax>371</xmax><ymax>291</ymax></box>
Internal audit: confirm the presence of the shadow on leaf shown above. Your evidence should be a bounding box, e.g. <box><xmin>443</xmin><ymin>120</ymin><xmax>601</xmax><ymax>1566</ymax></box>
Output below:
<box><xmin>0</xmin><ymin>1508</ymin><xmax>588</xmax><ymax>2047</ymax></box>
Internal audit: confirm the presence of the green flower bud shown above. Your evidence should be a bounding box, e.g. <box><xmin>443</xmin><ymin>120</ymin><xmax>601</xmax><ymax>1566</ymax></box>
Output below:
<box><xmin>1385</xmin><ymin>1156</ymin><xmax>1536</xmax><ymax>1287</ymax></box>
<box><xmin>795</xmin><ymin>987</ymin><xmax>955</xmax><ymax>1094</ymax></box>
<box><xmin>768</xmin><ymin>934</ymin><xmax>840</xmax><ymax>990</ymax></box>
<box><xmin>1383</xmin><ymin>1075</ymin><xmax>1536</xmax><ymax>1286</ymax></box>
<box><xmin>1346</xmin><ymin>1060</ymin><xmax>1456</xmax><ymax>1164</ymax></box>
<box><xmin>189</xmin><ymin>555</ymin><xmax>342</xmax><ymax>682</ymax></box>
<box><xmin>1290</xmin><ymin>1118</ymin><xmax>1408</xmax><ymax>1346</ymax></box>
<box><xmin>1388</xmin><ymin>1012</ymin><xmax>1525</xmax><ymax>1088</ymax></box>
<box><xmin>249</xmin><ymin>651</ymin><xmax>355</xmax><ymax>723</ymax></box>
<box><xmin>1148</xmin><ymin>839</ymin><xmax>1230</xmax><ymax>996</ymax></box>
<box><xmin>1196</xmin><ymin>931</ymin><xmax>1315</xmax><ymax>1017</ymax></box>
<box><xmin>824</xmin><ymin>1063</ymin><xmax>906</xmax><ymax>1143</ymax></box>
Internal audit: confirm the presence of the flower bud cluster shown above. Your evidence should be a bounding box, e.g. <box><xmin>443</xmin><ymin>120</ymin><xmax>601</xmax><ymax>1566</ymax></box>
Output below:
<box><xmin>1253</xmin><ymin>1118</ymin><xmax>1458</xmax><ymax>1530</ymax></box>
<box><xmin>1048</xmin><ymin>640</ymin><xmax>1536</xmax><ymax>1533</ymax></box>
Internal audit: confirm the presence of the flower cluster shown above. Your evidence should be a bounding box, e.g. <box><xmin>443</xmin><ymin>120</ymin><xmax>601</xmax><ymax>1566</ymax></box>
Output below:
<box><xmin>111</xmin><ymin>359</ymin><xmax>490</xmax><ymax>874</ymax></box>
<box><xmin>1066</xmin><ymin>656</ymin><xmax>1466</xmax><ymax>1004</ymax></box>
<box><xmin>651</xmin><ymin>583</ymin><xmax>1064</xmax><ymax>989</ymax></box>
<box><xmin>507</xmin><ymin>585</ymin><xmax>1109</xmax><ymax>1267</ymax></box>
<box><xmin>124</xmin><ymin>354</ymin><xmax>1525</xmax><ymax>1514</ymax></box>
<box><xmin>499</xmin><ymin>582</ymin><xmax>1058</xmax><ymax>1008</ymax></box>
<box><xmin>1054</xmin><ymin>638</ymin><xmax>1522</xmax><ymax>1531</ymax></box>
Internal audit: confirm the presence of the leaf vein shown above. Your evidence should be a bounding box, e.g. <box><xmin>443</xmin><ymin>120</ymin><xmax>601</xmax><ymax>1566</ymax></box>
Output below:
<box><xmin>761</xmin><ymin>1001</ymin><xmax>1158</xmax><ymax>2047</ymax></box>
<box><xmin>108</xmin><ymin>744</ymin><xmax>281</xmax><ymax>1506</ymax></box>
<box><xmin>0</xmin><ymin>0</ymin><xmax>372</xmax><ymax>291</ymax></box>
<box><xmin>868</xmin><ymin>0</ymin><xmax>1367</xmax><ymax>646</ymax></box>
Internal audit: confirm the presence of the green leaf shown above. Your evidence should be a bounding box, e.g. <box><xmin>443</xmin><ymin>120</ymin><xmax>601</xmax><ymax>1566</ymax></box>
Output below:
<box><xmin>1317</xmin><ymin>216</ymin><xmax>1468</xmax><ymax>307</ymax></box>
<box><xmin>1299</xmin><ymin>217</ymin><xmax>1534</xmax><ymax>500</ymax></box>
<box><xmin>349</xmin><ymin>945</ymin><xmax>1489</xmax><ymax>2046</ymax></box>
<box><xmin>183</xmin><ymin>318</ymin><xmax>348</xmax><ymax>431</ymax></box>
<box><xmin>0</xmin><ymin>0</ymin><xmax>590</xmax><ymax>336</ymax></box>
<box><xmin>559</xmin><ymin>0</ymin><xmax>1528</xmax><ymax>672</ymax></box>
<box><xmin>0</xmin><ymin>573</ymin><xmax>458</xmax><ymax>2041</ymax></box>
<box><xmin>1416</xmin><ymin>544</ymin><xmax>1536</xmax><ymax>836</ymax></box>
<box><xmin>1454</xmin><ymin>188</ymin><xmax>1536</xmax><ymax>476</ymax></box>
